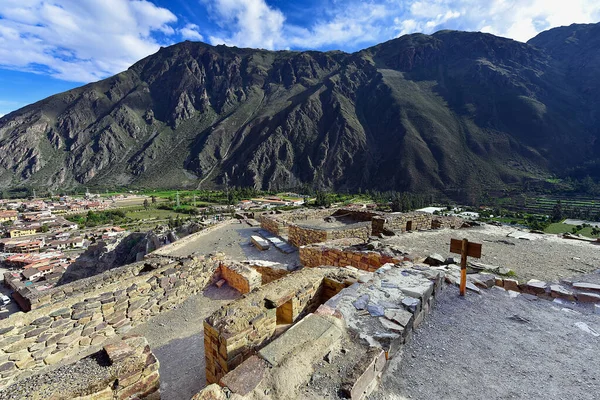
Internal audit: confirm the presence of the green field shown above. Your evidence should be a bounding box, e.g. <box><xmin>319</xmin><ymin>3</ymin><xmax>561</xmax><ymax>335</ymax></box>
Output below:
<box><xmin>124</xmin><ymin>208</ymin><xmax>188</xmax><ymax>220</ymax></box>
<box><xmin>544</xmin><ymin>222</ymin><xmax>600</xmax><ymax>238</ymax></box>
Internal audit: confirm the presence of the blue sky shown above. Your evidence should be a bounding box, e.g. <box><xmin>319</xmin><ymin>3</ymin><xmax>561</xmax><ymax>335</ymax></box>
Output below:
<box><xmin>1</xmin><ymin>0</ymin><xmax>599</xmax><ymax>117</ymax></box>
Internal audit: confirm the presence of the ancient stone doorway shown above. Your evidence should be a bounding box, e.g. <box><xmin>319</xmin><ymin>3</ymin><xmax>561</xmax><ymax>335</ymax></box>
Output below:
<box><xmin>406</xmin><ymin>221</ymin><xmax>413</xmax><ymax>232</ymax></box>
<box><xmin>276</xmin><ymin>299</ymin><xmax>293</xmax><ymax>325</ymax></box>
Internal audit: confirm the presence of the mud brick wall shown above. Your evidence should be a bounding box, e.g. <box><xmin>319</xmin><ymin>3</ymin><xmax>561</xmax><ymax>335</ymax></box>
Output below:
<box><xmin>0</xmin><ymin>255</ymin><xmax>221</xmax><ymax>389</ymax></box>
<box><xmin>0</xmin><ymin>335</ymin><xmax>160</xmax><ymax>400</ymax></box>
<box><xmin>219</xmin><ymin>263</ymin><xmax>262</xmax><ymax>294</ymax></box>
<box><xmin>203</xmin><ymin>268</ymin><xmax>360</xmax><ymax>384</ymax></box>
<box><xmin>300</xmin><ymin>244</ymin><xmax>408</xmax><ymax>272</ymax></box>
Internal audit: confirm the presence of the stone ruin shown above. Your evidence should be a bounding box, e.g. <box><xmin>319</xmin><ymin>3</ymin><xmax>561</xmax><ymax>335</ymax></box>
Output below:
<box><xmin>1</xmin><ymin>209</ymin><xmax>597</xmax><ymax>399</ymax></box>
<box><xmin>259</xmin><ymin>207</ymin><xmax>465</xmax><ymax>247</ymax></box>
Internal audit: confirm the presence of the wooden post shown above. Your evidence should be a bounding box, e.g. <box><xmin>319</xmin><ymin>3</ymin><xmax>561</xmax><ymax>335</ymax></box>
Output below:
<box><xmin>460</xmin><ymin>238</ymin><xmax>468</xmax><ymax>296</ymax></box>
<box><xmin>450</xmin><ymin>238</ymin><xmax>482</xmax><ymax>296</ymax></box>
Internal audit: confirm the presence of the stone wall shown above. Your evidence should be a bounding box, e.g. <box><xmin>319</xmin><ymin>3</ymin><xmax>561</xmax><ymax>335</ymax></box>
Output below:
<box><xmin>288</xmin><ymin>223</ymin><xmax>371</xmax><ymax>248</ymax></box>
<box><xmin>152</xmin><ymin>219</ymin><xmax>234</xmax><ymax>256</ymax></box>
<box><xmin>431</xmin><ymin>215</ymin><xmax>464</xmax><ymax>229</ymax></box>
<box><xmin>0</xmin><ymin>335</ymin><xmax>160</xmax><ymax>400</ymax></box>
<box><xmin>203</xmin><ymin>267</ymin><xmax>360</xmax><ymax>385</ymax></box>
<box><xmin>252</xmin><ymin>266</ymin><xmax>290</xmax><ymax>285</ymax></box>
<box><xmin>218</xmin><ymin>263</ymin><xmax>262</xmax><ymax>294</ymax></box>
<box><xmin>258</xmin><ymin>214</ymin><xmax>284</xmax><ymax>236</ymax></box>
<box><xmin>332</xmin><ymin>208</ymin><xmax>383</xmax><ymax>222</ymax></box>
<box><xmin>300</xmin><ymin>240</ymin><xmax>409</xmax><ymax>272</ymax></box>
<box><xmin>0</xmin><ymin>255</ymin><xmax>221</xmax><ymax>389</ymax></box>
<box><xmin>288</xmin><ymin>224</ymin><xmax>328</xmax><ymax>247</ymax></box>
<box><xmin>372</xmin><ymin>212</ymin><xmax>464</xmax><ymax>235</ymax></box>
<box><xmin>259</xmin><ymin>209</ymin><xmax>335</xmax><ymax>237</ymax></box>
<box><xmin>263</xmin><ymin>208</ymin><xmax>463</xmax><ymax>243</ymax></box>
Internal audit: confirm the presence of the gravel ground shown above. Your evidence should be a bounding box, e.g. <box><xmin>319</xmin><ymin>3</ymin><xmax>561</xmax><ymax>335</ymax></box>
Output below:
<box><xmin>384</xmin><ymin>224</ymin><xmax>600</xmax><ymax>282</ymax></box>
<box><xmin>371</xmin><ymin>285</ymin><xmax>600</xmax><ymax>400</ymax></box>
<box><xmin>0</xmin><ymin>352</ymin><xmax>114</xmax><ymax>400</ymax></box>
<box><xmin>166</xmin><ymin>222</ymin><xmax>300</xmax><ymax>266</ymax></box>
<box><xmin>130</xmin><ymin>284</ymin><xmax>240</xmax><ymax>400</ymax></box>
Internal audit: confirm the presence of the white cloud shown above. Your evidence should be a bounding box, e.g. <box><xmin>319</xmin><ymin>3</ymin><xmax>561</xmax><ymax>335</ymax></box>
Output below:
<box><xmin>285</xmin><ymin>3</ymin><xmax>391</xmax><ymax>49</ymax></box>
<box><xmin>1</xmin><ymin>0</ymin><xmax>600</xmax><ymax>87</ymax></box>
<box><xmin>0</xmin><ymin>0</ymin><xmax>178</xmax><ymax>82</ymax></box>
<box><xmin>179</xmin><ymin>23</ymin><xmax>204</xmax><ymax>41</ymax></box>
<box><xmin>393</xmin><ymin>0</ymin><xmax>600</xmax><ymax>42</ymax></box>
<box><xmin>203</xmin><ymin>0</ymin><xmax>285</xmax><ymax>49</ymax></box>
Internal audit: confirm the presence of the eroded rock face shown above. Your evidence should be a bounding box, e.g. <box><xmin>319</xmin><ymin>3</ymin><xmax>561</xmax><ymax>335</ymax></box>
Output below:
<box><xmin>58</xmin><ymin>232</ymin><xmax>162</xmax><ymax>284</ymax></box>
<box><xmin>1</xmin><ymin>24</ymin><xmax>600</xmax><ymax>193</ymax></box>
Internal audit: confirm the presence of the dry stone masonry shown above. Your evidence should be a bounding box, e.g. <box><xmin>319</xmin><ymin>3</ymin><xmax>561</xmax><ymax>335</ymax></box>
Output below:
<box><xmin>300</xmin><ymin>239</ymin><xmax>410</xmax><ymax>271</ymax></box>
<box><xmin>0</xmin><ymin>254</ymin><xmax>222</xmax><ymax>389</ymax></box>
<box><xmin>203</xmin><ymin>267</ymin><xmax>361</xmax><ymax>385</ymax></box>
<box><xmin>194</xmin><ymin>259</ymin><xmax>448</xmax><ymax>400</ymax></box>
<box><xmin>261</xmin><ymin>208</ymin><xmax>465</xmax><ymax>248</ymax></box>
<box><xmin>0</xmin><ymin>335</ymin><xmax>159</xmax><ymax>400</ymax></box>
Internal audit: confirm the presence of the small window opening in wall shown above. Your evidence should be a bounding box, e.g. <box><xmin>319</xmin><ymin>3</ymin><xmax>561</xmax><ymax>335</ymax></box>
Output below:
<box><xmin>406</xmin><ymin>221</ymin><xmax>413</xmax><ymax>232</ymax></box>
<box><xmin>276</xmin><ymin>299</ymin><xmax>293</xmax><ymax>325</ymax></box>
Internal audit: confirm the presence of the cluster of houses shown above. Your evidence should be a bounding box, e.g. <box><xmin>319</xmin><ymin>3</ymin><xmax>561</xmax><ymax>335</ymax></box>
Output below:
<box><xmin>238</xmin><ymin>195</ymin><xmax>306</xmax><ymax>210</ymax></box>
<box><xmin>0</xmin><ymin>197</ymin><xmax>132</xmax><ymax>304</ymax></box>
<box><xmin>2</xmin><ymin>252</ymin><xmax>72</xmax><ymax>291</ymax></box>
<box><xmin>0</xmin><ymin>225</ymin><xmax>130</xmax><ymax>296</ymax></box>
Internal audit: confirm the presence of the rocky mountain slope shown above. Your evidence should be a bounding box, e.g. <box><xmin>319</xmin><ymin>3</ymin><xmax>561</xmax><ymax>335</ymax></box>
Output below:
<box><xmin>0</xmin><ymin>23</ymin><xmax>599</xmax><ymax>195</ymax></box>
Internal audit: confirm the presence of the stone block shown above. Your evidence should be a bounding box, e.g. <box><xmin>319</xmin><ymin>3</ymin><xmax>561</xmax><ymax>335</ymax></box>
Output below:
<box><xmin>31</xmin><ymin>316</ymin><xmax>52</xmax><ymax>326</ymax></box>
<box><xmin>401</xmin><ymin>297</ymin><xmax>421</xmax><ymax>314</ymax></box>
<box><xmin>219</xmin><ymin>355</ymin><xmax>268</xmax><ymax>396</ymax></box>
<box><xmin>258</xmin><ymin>314</ymin><xmax>342</xmax><ymax>367</ymax></box>
<box><xmin>573</xmin><ymin>282</ymin><xmax>600</xmax><ymax>292</ymax></box>
<box><xmin>550</xmin><ymin>285</ymin><xmax>576</xmax><ymax>302</ymax></box>
<box><xmin>341</xmin><ymin>348</ymin><xmax>384</xmax><ymax>400</ymax></box>
<box><xmin>383</xmin><ymin>308</ymin><xmax>413</xmax><ymax>329</ymax></box>
<box><xmin>44</xmin><ymin>349</ymin><xmax>70</xmax><ymax>365</ymax></box>
<box><xmin>378</xmin><ymin>317</ymin><xmax>404</xmax><ymax>333</ymax></box>
<box><xmin>503</xmin><ymin>279</ymin><xmax>520</xmax><ymax>292</ymax></box>
<box><xmin>525</xmin><ymin>279</ymin><xmax>547</xmax><ymax>295</ymax></box>
<box><xmin>577</xmin><ymin>292</ymin><xmax>600</xmax><ymax>303</ymax></box>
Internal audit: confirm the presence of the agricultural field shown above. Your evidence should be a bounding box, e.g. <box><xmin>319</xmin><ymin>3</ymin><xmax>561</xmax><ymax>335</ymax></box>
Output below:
<box><xmin>514</xmin><ymin>196</ymin><xmax>600</xmax><ymax>218</ymax></box>
<box><xmin>544</xmin><ymin>222</ymin><xmax>600</xmax><ymax>238</ymax></box>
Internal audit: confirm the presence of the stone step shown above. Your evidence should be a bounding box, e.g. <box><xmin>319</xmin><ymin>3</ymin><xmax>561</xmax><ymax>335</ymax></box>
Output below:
<box><xmin>257</xmin><ymin>229</ymin><xmax>296</xmax><ymax>254</ymax></box>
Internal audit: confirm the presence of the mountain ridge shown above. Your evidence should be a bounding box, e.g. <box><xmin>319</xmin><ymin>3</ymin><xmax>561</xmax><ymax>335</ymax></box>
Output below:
<box><xmin>1</xmin><ymin>23</ymin><xmax>599</xmax><ymax>196</ymax></box>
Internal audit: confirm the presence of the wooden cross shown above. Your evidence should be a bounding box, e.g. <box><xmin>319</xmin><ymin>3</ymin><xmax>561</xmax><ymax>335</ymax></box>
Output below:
<box><xmin>450</xmin><ymin>238</ymin><xmax>482</xmax><ymax>296</ymax></box>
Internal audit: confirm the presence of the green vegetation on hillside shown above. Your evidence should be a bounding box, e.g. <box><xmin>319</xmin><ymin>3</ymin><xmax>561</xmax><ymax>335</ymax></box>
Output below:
<box><xmin>67</xmin><ymin>210</ymin><xmax>129</xmax><ymax>228</ymax></box>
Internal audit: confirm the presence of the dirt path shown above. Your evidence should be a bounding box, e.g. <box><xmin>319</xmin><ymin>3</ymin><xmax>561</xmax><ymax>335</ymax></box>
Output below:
<box><xmin>371</xmin><ymin>286</ymin><xmax>600</xmax><ymax>400</ymax></box>
<box><xmin>130</xmin><ymin>285</ymin><xmax>240</xmax><ymax>400</ymax></box>
<box><xmin>384</xmin><ymin>224</ymin><xmax>600</xmax><ymax>282</ymax></box>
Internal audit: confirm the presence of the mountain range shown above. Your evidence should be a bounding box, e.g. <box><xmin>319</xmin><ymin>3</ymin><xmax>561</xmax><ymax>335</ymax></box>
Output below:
<box><xmin>1</xmin><ymin>22</ymin><xmax>599</xmax><ymax>196</ymax></box>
